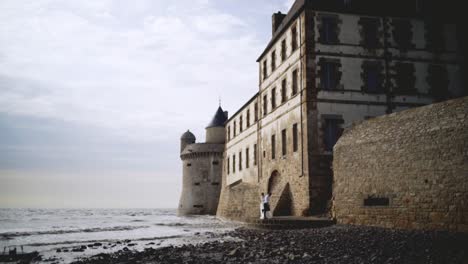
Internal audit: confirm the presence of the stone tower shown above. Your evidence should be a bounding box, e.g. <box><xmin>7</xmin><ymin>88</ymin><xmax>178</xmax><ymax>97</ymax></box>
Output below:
<box><xmin>178</xmin><ymin>106</ymin><xmax>228</xmax><ymax>216</ymax></box>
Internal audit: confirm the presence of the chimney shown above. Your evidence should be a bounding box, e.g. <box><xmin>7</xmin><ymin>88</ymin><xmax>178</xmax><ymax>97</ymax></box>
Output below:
<box><xmin>272</xmin><ymin>12</ymin><xmax>286</xmax><ymax>35</ymax></box>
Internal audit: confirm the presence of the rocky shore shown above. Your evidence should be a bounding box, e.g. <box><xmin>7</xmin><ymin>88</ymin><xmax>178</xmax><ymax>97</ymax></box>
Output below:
<box><xmin>71</xmin><ymin>225</ymin><xmax>468</xmax><ymax>264</ymax></box>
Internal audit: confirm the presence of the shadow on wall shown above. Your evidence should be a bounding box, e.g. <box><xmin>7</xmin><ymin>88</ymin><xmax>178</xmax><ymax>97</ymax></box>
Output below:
<box><xmin>268</xmin><ymin>171</ymin><xmax>292</xmax><ymax>216</ymax></box>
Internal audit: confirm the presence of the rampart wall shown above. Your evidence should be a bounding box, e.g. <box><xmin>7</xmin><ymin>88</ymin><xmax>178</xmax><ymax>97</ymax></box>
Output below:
<box><xmin>333</xmin><ymin>96</ymin><xmax>468</xmax><ymax>232</ymax></box>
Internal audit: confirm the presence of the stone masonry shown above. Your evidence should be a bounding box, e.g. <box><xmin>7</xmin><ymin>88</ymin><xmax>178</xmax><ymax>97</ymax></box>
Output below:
<box><xmin>333</xmin><ymin>96</ymin><xmax>468</xmax><ymax>232</ymax></box>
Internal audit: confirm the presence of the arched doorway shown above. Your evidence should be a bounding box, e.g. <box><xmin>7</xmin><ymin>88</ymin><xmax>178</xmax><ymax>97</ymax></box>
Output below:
<box><xmin>268</xmin><ymin>170</ymin><xmax>281</xmax><ymax>194</ymax></box>
<box><xmin>267</xmin><ymin>171</ymin><xmax>292</xmax><ymax>216</ymax></box>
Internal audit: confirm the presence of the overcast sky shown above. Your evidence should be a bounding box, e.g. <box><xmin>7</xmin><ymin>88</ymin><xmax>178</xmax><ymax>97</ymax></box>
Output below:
<box><xmin>0</xmin><ymin>0</ymin><xmax>295</xmax><ymax>208</ymax></box>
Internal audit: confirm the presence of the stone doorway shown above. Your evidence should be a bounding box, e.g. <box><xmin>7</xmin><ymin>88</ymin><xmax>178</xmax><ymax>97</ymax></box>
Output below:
<box><xmin>268</xmin><ymin>170</ymin><xmax>292</xmax><ymax>216</ymax></box>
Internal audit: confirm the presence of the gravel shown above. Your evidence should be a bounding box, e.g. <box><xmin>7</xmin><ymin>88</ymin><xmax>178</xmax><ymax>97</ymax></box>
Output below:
<box><xmin>71</xmin><ymin>224</ymin><xmax>468</xmax><ymax>264</ymax></box>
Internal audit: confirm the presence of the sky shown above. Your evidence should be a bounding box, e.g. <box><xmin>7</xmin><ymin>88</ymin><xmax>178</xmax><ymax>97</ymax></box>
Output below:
<box><xmin>0</xmin><ymin>0</ymin><xmax>295</xmax><ymax>208</ymax></box>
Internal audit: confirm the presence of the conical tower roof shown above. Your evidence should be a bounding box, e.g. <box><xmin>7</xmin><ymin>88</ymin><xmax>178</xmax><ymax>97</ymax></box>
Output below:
<box><xmin>206</xmin><ymin>106</ymin><xmax>228</xmax><ymax>128</ymax></box>
<box><xmin>181</xmin><ymin>130</ymin><xmax>196</xmax><ymax>140</ymax></box>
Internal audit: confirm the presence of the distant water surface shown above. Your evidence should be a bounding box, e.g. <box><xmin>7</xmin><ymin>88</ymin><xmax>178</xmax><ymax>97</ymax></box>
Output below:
<box><xmin>0</xmin><ymin>208</ymin><xmax>239</xmax><ymax>263</ymax></box>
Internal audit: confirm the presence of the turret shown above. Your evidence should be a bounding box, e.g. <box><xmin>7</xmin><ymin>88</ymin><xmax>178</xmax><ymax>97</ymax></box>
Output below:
<box><xmin>205</xmin><ymin>107</ymin><xmax>228</xmax><ymax>144</ymax></box>
<box><xmin>180</xmin><ymin>130</ymin><xmax>195</xmax><ymax>153</ymax></box>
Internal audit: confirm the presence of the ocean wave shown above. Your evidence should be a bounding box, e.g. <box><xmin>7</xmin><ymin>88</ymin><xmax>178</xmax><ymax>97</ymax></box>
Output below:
<box><xmin>154</xmin><ymin>222</ymin><xmax>187</xmax><ymax>227</ymax></box>
<box><xmin>0</xmin><ymin>225</ymin><xmax>150</xmax><ymax>240</ymax></box>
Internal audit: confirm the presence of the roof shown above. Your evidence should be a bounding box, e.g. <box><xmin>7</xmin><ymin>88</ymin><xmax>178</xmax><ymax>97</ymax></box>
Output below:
<box><xmin>180</xmin><ymin>130</ymin><xmax>196</xmax><ymax>140</ymax></box>
<box><xmin>257</xmin><ymin>0</ymin><xmax>437</xmax><ymax>62</ymax></box>
<box><xmin>181</xmin><ymin>143</ymin><xmax>225</xmax><ymax>156</ymax></box>
<box><xmin>257</xmin><ymin>0</ymin><xmax>305</xmax><ymax>62</ymax></box>
<box><xmin>206</xmin><ymin>106</ymin><xmax>228</xmax><ymax>128</ymax></box>
<box><xmin>226</xmin><ymin>92</ymin><xmax>259</xmax><ymax>123</ymax></box>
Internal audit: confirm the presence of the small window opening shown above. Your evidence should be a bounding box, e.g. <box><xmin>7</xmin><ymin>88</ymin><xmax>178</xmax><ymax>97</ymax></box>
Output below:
<box><xmin>364</xmin><ymin>196</ymin><xmax>389</xmax><ymax>206</ymax></box>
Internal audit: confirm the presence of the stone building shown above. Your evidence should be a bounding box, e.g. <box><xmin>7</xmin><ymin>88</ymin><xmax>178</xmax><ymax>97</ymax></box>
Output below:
<box><xmin>333</xmin><ymin>96</ymin><xmax>468</xmax><ymax>232</ymax></box>
<box><xmin>178</xmin><ymin>107</ymin><xmax>228</xmax><ymax>215</ymax></box>
<box><xmin>216</xmin><ymin>0</ymin><xmax>464</xmax><ymax>221</ymax></box>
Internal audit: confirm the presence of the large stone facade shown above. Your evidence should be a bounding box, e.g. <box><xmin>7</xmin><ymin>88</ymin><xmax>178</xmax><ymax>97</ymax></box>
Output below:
<box><xmin>333</xmin><ymin>97</ymin><xmax>468</xmax><ymax>232</ymax></box>
<box><xmin>216</xmin><ymin>0</ymin><xmax>464</xmax><ymax>222</ymax></box>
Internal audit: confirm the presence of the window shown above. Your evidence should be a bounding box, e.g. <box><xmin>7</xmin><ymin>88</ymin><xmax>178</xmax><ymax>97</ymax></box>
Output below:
<box><xmin>263</xmin><ymin>95</ymin><xmax>268</xmax><ymax>116</ymax></box>
<box><xmin>360</xmin><ymin>17</ymin><xmax>379</xmax><ymax>49</ymax></box>
<box><xmin>254</xmin><ymin>103</ymin><xmax>258</xmax><ymax>121</ymax></box>
<box><xmin>233</xmin><ymin>121</ymin><xmax>237</xmax><ymax>137</ymax></box>
<box><xmin>233</xmin><ymin>154</ymin><xmax>236</xmax><ymax>173</ymax></box>
<box><xmin>239</xmin><ymin>151</ymin><xmax>242</xmax><ymax>171</ymax></box>
<box><xmin>240</xmin><ymin>115</ymin><xmax>243</xmax><ymax>132</ymax></box>
<box><xmin>292</xmin><ymin>123</ymin><xmax>298</xmax><ymax>152</ymax></box>
<box><xmin>426</xmin><ymin>23</ymin><xmax>444</xmax><ymax>51</ymax></box>
<box><xmin>292</xmin><ymin>69</ymin><xmax>298</xmax><ymax>95</ymax></box>
<box><xmin>187</xmin><ymin>163</ymin><xmax>192</xmax><ymax>167</ymax></box>
<box><xmin>324</xmin><ymin>118</ymin><xmax>343</xmax><ymax>152</ymax></box>
<box><xmin>246</xmin><ymin>110</ymin><xmax>250</xmax><ymax>127</ymax></box>
<box><xmin>227</xmin><ymin>157</ymin><xmax>230</xmax><ymax>174</ymax></box>
<box><xmin>427</xmin><ymin>64</ymin><xmax>449</xmax><ymax>101</ymax></box>
<box><xmin>254</xmin><ymin>143</ymin><xmax>257</xmax><ymax>165</ymax></box>
<box><xmin>281</xmin><ymin>39</ymin><xmax>287</xmax><ymax>61</ymax></box>
<box><xmin>263</xmin><ymin>60</ymin><xmax>268</xmax><ymax>80</ymax></box>
<box><xmin>212</xmin><ymin>161</ymin><xmax>219</xmax><ymax>165</ymax></box>
<box><xmin>194</xmin><ymin>182</ymin><xmax>200</xmax><ymax>186</ymax></box>
<box><xmin>271</xmin><ymin>50</ymin><xmax>276</xmax><ymax>71</ymax></box>
<box><xmin>361</xmin><ymin>62</ymin><xmax>383</xmax><ymax>93</ymax></box>
<box><xmin>271</xmin><ymin>134</ymin><xmax>276</xmax><ymax>159</ymax></box>
<box><xmin>393</xmin><ymin>19</ymin><xmax>412</xmax><ymax>50</ymax></box>
<box><xmin>281</xmin><ymin>79</ymin><xmax>287</xmax><ymax>103</ymax></box>
<box><xmin>319</xmin><ymin>60</ymin><xmax>341</xmax><ymax>91</ymax></box>
<box><xmin>281</xmin><ymin>129</ymin><xmax>287</xmax><ymax>156</ymax></box>
<box><xmin>319</xmin><ymin>17</ymin><xmax>338</xmax><ymax>44</ymax></box>
<box><xmin>291</xmin><ymin>25</ymin><xmax>298</xmax><ymax>51</ymax></box>
<box><xmin>271</xmin><ymin>88</ymin><xmax>276</xmax><ymax>109</ymax></box>
<box><xmin>394</xmin><ymin>63</ymin><xmax>416</xmax><ymax>95</ymax></box>
<box><xmin>227</xmin><ymin>126</ymin><xmax>231</xmax><ymax>141</ymax></box>
<box><xmin>246</xmin><ymin>148</ymin><xmax>250</xmax><ymax>168</ymax></box>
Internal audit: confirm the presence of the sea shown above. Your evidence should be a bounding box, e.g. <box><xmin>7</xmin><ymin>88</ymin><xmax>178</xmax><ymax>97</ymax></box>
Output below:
<box><xmin>0</xmin><ymin>208</ymin><xmax>240</xmax><ymax>263</ymax></box>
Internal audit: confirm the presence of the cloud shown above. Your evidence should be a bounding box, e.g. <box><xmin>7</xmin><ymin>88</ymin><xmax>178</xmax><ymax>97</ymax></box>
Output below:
<box><xmin>0</xmin><ymin>0</ymin><xmax>290</xmax><ymax>208</ymax></box>
<box><xmin>0</xmin><ymin>0</ymin><xmax>266</xmax><ymax>142</ymax></box>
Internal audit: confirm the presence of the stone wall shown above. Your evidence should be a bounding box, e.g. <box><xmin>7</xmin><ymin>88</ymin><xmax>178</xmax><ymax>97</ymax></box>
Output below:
<box><xmin>216</xmin><ymin>182</ymin><xmax>260</xmax><ymax>221</ymax></box>
<box><xmin>178</xmin><ymin>144</ymin><xmax>224</xmax><ymax>216</ymax></box>
<box><xmin>333</xmin><ymin>96</ymin><xmax>468</xmax><ymax>232</ymax></box>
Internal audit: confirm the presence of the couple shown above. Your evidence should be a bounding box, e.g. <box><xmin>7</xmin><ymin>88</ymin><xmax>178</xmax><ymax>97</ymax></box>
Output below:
<box><xmin>260</xmin><ymin>192</ymin><xmax>271</xmax><ymax>219</ymax></box>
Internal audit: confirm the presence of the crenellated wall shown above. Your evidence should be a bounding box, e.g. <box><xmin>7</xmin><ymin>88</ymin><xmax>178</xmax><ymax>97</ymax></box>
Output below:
<box><xmin>333</xmin><ymin>96</ymin><xmax>468</xmax><ymax>232</ymax></box>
